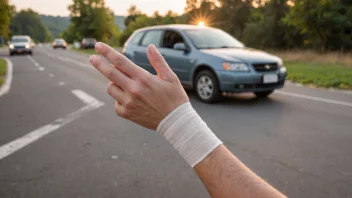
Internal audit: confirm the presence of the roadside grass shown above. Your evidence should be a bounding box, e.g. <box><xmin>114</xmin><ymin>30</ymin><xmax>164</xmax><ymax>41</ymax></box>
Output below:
<box><xmin>0</xmin><ymin>58</ymin><xmax>7</xmax><ymax>87</ymax></box>
<box><xmin>271</xmin><ymin>50</ymin><xmax>352</xmax><ymax>90</ymax></box>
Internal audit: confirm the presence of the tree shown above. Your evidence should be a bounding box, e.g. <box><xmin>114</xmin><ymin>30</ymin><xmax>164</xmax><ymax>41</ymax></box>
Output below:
<box><xmin>10</xmin><ymin>9</ymin><xmax>52</xmax><ymax>42</ymax></box>
<box><xmin>68</xmin><ymin>0</ymin><xmax>117</xmax><ymax>42</ymax></box>
<box><xmin>124</xmin><ymin>5</ymin><xmax>143</xmax><ymax>27</ymax></box>
<box><xmin>0</xmin><ymin>0</ymin><xmax>14</xmax><ymax>41</ymax></box>
<box><xmin>284</xmin><ymin>0</ymin><xmax>352</xmax><ymax>51</ymax></box>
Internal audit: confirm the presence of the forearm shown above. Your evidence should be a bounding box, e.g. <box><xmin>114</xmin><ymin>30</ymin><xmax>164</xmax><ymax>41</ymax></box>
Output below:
<box><xmin>194</xmin><ymin>145</ymin><xmax>286</xmax><ymax>198</ymax></box>
<box><xmin>157</xmin><ymin>102</ymin><xmax>285</xmax><ymax>198</ymax></box>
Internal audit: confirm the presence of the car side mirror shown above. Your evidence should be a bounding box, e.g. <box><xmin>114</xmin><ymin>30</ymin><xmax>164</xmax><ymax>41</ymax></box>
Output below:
<box><xmin>173</xmin><ymin>43</ymin><xmax>188</xmax><ymax>51</ymax></box>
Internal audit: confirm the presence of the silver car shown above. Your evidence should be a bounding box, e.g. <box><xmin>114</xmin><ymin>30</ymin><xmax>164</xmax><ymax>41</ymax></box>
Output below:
<box><xmin>9</xmin><ymin>35</ymin><xmax>33</xmax><ymax>56</ymax></box>
<box><xmin>123</xmin><ymin>25</ymin><xmax>287</xmax><ymax>103</ymax></box>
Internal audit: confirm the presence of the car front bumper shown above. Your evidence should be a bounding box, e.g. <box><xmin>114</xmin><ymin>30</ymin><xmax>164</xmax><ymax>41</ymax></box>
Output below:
<box><xmin>216</xmin><ymin>70</ymin><xmax>287</xmax><ymax>93</ymax></box>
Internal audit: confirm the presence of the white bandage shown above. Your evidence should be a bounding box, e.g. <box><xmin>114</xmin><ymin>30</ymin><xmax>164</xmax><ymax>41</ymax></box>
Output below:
<box><xmin>157</xmin><ymin>102</ymin><xmax>223</xmax><ymax>167</ymax></box>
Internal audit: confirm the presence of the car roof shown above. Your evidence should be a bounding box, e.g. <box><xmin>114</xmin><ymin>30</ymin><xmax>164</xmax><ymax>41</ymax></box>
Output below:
<box><xmin>12</xmin><ymin>35</ymin><xmax>31</xmax><ymax>39</ymax></box>
<box><xmin>136</xmin><ymin>24</ymin><xmax>213</xmax><ymax>32</ymax></box>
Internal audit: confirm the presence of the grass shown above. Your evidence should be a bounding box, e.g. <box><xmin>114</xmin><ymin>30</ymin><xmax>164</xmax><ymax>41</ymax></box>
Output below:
<box><xmin>0</xmin><ymin>58</ymin><xmax>7</xmax><ymax>87</ymax></box>
<box><xmin>271</xmin><ymin>50</ymin><xmax>352</xmax><ymax>90</ymax></box>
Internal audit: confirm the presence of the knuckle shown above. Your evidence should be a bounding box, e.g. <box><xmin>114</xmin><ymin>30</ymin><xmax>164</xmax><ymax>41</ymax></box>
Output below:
<box><xmin>138</xmin><ymin>74</ymin><xmax>151</xmax><ymax>87</ymax></box>
<box><xmin>128</xmin><ymin>86</ymin><xmax>141</xmax><ymax>98</ymax></box>
<box><xmin>106</xmin><ymin>69</ymin><xmax>114</xmax><ymax>80</ymax></box>
<box><xmin>113</xmin><ymin>54</ymin><xmax>125</xmax><ymax>66</ymax></box>
<box><xmin>124</xmin><ymin>99</ymin><xmax>137</xmax><ymax>110</ymax></box>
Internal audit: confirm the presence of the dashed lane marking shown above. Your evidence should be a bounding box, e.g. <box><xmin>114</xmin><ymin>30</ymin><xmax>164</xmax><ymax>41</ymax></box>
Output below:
<box><xmin>0</xmin><ymin>90</ymin><xmax>104</xmax><ymax>160</ymax></box>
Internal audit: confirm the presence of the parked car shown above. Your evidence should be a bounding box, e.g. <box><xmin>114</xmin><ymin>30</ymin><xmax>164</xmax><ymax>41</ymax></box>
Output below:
<box><xmin>8</xmin><ymin>35</ymin><xmax>33</xmax><ymax>56</ymax></box>
<box><xmin>81</xmin><ymin>38</ymin><xmax>96</xmax><ymax>49</ymax></box>
<box><xmin>52</xmin><ymin>38</ymin><xmax>67</xmax><ymax>49</ymax></box>
<box><xmin>123</xmin><ymin>25</ymin><xmax>287</xmax><ymax>103</ymax></box>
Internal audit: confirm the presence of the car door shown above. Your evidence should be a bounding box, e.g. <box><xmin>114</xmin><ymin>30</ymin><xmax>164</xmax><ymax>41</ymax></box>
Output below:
<box><xmin>158</xmin><ymin>30</ymin><xmax>194</xmax><ymax>83</ymax></box>
<box><xmin>133</xmin><ymin>30</ymin><xmax>163</xmax><ymax>75</ymax></box>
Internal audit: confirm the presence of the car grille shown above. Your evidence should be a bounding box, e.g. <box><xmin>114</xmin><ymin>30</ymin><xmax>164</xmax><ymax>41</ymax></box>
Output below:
<box><xmin>234</xmin><ymin>81</ymin><xmax>285</xmax><ymax>89</ymax></box>
<box><xmin>252</xmin><ymin>63</ymin><xmax>278</xmax><ymax>72</ymax></box>
<box><xmin>14</xmin><ymin>46</ymin><xmax>25</xmax><ymax>49</ymax></box>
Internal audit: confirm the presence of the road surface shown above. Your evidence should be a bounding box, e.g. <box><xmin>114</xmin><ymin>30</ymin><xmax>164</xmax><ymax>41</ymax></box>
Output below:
<box><xmin>0</xmin><ymin>45</ymin><xmax>352</xmax><ymax>198</ymax></box>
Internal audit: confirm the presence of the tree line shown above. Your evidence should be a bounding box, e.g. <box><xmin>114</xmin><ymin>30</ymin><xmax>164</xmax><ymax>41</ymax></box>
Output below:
<box><xmin>0</xmin><ymin>0</ymin><xmax>351</xmax><ymax>51</ymax></box>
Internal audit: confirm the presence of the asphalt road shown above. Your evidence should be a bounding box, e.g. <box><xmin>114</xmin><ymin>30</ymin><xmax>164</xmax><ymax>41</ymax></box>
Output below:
<box><xmin>0</xmin><ymin>45</ymin><xmax>352</xmax><ymax>198</ymax></box>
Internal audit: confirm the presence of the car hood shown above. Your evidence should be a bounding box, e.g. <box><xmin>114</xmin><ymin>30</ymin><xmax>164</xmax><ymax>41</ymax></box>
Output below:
<box><xmin>200</xmin><ymin>48</ymin><xmax>280</xmax><ymax>63</ymax></box>
<box><xmin>11</xmin><ymin>42</ymin><xmax>29</xmax><ymax>46</ymax></box>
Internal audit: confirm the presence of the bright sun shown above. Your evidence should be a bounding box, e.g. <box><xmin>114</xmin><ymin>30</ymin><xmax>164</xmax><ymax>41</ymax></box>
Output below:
<box><xmin>198</xmin><ymin>21</ymin><xmax>205</xmax><ymax>26</ymax></box>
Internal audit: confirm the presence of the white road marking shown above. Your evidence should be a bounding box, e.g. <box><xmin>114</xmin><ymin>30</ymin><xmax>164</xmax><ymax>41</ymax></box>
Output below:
<box><xmin>0</xmin><ymin>90</ymin><xmax>104</xmax><ymax>160</ymax></box>
<box><xmin>34</xmin><ymin>62</ymin><xmax>40</xmax><ymax>67</ymax></box>
<box><xmin>49</xmin><ymin>73</ymin><xmax>55</xmax><ymax>78</ymax></box>
<box><xmin>0</xmin><ymin>58</ymin><xmax>13</xmax><ymax>98</ymax></box>
<box><xmin>276</xmin><ymin>91</ymin><xmax>352</xmax><ymax>108</ymax></box>
<box><xmin>40</xmin><ymin>50</ymin><xmax>92</xmax><ymax>68</ymax></box>
<box><xmin>38</xmin><ymin>67</ymin><xmax>45</xmax><ymax>71</ymax></box>
<box><xmin>58</xmin><ymin>82</ymin><xmax>65</xmax><ymax>86</ymax></box>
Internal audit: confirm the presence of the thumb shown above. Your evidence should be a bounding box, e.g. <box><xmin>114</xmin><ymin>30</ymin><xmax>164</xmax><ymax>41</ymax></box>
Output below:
<box><xmin>147</xmin><ymin>44</ymin><xmax>177</xmax><ymax>82</ymax></box>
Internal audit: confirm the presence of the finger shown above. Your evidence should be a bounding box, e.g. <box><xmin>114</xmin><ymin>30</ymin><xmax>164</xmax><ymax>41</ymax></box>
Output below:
<box><xmin>114</xmin><ymin>101</ymin><xmax>127</xmax><ymax>118</ymax></box>
<box><xmin>147</xmin><ymin>44</ymin><xmax>177</xmax><ymax>81</ymax></box>
<box><xmin>107</xmin><ymin>82</ymin><xmax>124</xmax><ymax>103</ymax></box>
<box><xmin>89</xmin><ymin>55</ymin><xmax>131</xmax><ymax>89</ymax></box>
<box><xmin>95</xmin><ymin>42</ymin><xmax>142</xmax><ymax>78</ymax></box>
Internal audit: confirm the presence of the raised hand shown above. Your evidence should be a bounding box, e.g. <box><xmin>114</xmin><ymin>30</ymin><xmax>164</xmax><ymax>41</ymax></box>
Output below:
<box><xmin>89</xmin><ymin>42</ymin><xmax>189</xmax><ymax>130</ymax></box>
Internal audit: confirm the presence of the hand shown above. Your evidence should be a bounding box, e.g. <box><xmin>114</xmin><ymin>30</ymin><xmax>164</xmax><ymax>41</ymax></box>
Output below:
<box><xmin>89</xmin><ymin>42</ymin><xmax>189</xmax><ymax>130</ymax></box>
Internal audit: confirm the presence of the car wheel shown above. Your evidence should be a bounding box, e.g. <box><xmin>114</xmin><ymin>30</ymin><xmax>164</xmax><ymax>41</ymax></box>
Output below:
<box><xmin>195</xmin><ymin>70</ymin><xmax>221</xmax><ymax>103</ymax></box>
<box><xmin>9</xmin><ymin>52</ymin><xmax>13</xmax><ymax>56</ymax></box>
<box><xmin>254</xmin><ymin>90</ymin><xmax>274</xmax><ymax>98</ymax></box>
<box><xmin>29</xmin><ymin>51</ymin><xmax>33</xmax><ymax>55</ymax></box>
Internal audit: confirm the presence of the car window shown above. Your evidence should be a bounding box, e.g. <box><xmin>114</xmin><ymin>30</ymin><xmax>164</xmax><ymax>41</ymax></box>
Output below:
<box><xmin>11</xmin><ymin>38</ymin><xmax>29</xmax><ymax>43</ymax></box>
<box><xmin>130</xmin><ymin>31</ymin><xmax>144</xmax><ymax>45</ymax></box>
<box><xmin>161</xmin><ymin>30</ymin><xmax>185</xmax><ymax>49</ymax></box>
<box><xmin>141</xmin><ymin>30</ymin><xmax>163</xmax><ymax>46</ymax></box>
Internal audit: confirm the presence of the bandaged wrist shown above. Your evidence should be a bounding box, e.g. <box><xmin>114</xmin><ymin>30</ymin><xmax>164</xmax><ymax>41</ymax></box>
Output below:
<box><xmin>157</xmin><ymin>102</ymin><xmax>223</xmax><ymax>167</ymax></box>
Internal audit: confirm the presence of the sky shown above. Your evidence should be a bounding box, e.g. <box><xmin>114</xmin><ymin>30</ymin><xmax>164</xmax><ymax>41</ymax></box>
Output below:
<box><xmin>10</xmin><ymin>0</ymin><xmax>187</xmax><ymax>16</ymax></box>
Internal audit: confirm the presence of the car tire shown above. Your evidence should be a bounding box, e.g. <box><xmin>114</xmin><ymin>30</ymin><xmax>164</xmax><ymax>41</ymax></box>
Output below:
<box><xmin>195</xmin><ymin>70</ymin><xmax>221</xmax><ymax>103</ymax></box>
<box><xmin>254</xmin><ymin>90</ymin><xmax>274</xmax><ymax>98</ymax></box>
<box><xmin>9</xmin><ymin>52</ymin><xmax>13</xmax><ymax>56</ymax></box>
<box><xmin>29</xmin><ymin>51</ymin><xmax>33</xmax><ymax>55</ymax></box>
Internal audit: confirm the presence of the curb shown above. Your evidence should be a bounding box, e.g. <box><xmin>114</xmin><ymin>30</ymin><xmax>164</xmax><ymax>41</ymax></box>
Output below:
<box><xmin>0</xmin><ymin>57</ymin><xmax>13</xmax><ymax>98</ymax></box>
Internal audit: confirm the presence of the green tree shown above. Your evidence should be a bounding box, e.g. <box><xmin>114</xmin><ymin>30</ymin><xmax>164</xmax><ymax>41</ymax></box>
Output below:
<box><xmin>10</xmin><ymin>9</ymin><xmax>52</xmax><ymax>42</ymax></box>
<box><xmin>243</xmin><ymin>0</ymin><xmax>302</xmax><ymax>49</ymax></box>
<box><xmin>68</xmin><ymin>0</ymin><xmax>117</xmax><ymax>43</ymax></box>
<box><xmin>284</xmin><ymin>0</ymin><xmax>352</xmax><ymax>51</ymax></box>
<box><xmin>0</xmin><ymin>0</ymin><xmax>14</xmax><ymax>41</ymax></box>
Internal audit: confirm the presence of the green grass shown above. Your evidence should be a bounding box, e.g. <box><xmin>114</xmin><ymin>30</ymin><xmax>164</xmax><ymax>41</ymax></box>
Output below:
<box><xmin>0</xmin><ymin>58</ymin><xmax>7</xmax><ymax>87</ymax></box>
<box><xmin>72</xmin><ymin>48</ymin><xmax>97</xmax><ymax>55</ymax></box>
<box><xmin>285</xmin><ymin>61</ymin><xmax>352</xmax><ymax>90</ymax></box>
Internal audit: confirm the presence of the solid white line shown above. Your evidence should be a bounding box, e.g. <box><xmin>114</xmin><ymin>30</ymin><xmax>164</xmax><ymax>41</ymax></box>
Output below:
<box><xmin>276</xmin><ymin>91</ymin><xmax>352</xmax><ymax>108</ymax></box>
<box><xmin>0</xmin><ymin>90</ymin><xmax>104</xmax><ymax>160</ymax></box>
<box><xmin>0</xmin><ymin>58</ymin><xmax>13</xmax><ymax>98</ymax></box>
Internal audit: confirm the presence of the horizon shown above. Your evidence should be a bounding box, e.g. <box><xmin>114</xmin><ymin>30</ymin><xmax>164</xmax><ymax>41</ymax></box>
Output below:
<box><xmin>9</xmin><ymin>0</ymin><xmax>187</xmax><ymax>16</ymax></box>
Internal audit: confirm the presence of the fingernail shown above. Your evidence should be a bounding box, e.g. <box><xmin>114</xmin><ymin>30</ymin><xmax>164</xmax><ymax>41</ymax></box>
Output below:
<box><xmin>95</xmin><ymin>42</ymin><xmax>102</xmax><ymax>51</ymax></box>
<box><xmin>89</xmin><ymin>55</ymin><xmax>99</xmax><ymax>64</ymax></box>
<box><xmin>148</xmin><ymin>44</ymin><xmax>158</xmax><ymax>55</ymax></box>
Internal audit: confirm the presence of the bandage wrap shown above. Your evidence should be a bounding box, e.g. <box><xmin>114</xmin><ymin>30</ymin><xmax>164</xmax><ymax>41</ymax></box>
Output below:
<box><xmin>157</xmin><ymin>102</ymin><xmax>223</xmax><ymax>167</ymax></box>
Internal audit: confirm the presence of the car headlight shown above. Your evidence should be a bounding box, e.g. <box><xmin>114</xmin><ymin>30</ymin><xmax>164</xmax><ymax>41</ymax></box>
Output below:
<box><xmin>280</xmin><ymin>67</ymin><xmax>287</xmax><ymax>73</ymax></box>
<box><xmin>9</xmin><ymin>44</ymin><xmax>14</xmax><ymax>49</ymax></box>
<box><xmin>25</xmin><ymin>44</ymin><xmax>30</xmax><ymax>49</ymax></box>
<box><xmin>223</xmin><ymin>62</ymin><xmax>249</xmax><ymax>72</ymax></box>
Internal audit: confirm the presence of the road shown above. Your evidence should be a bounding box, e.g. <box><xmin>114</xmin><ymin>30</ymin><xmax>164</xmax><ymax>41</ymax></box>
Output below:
<box><xmin>0</xmin><ymin>45</ymin><xmax>351</xmax><ymax>198</ymax></box>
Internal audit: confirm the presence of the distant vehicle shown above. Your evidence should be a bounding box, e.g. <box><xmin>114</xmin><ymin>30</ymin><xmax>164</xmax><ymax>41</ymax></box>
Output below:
<box><xmin>8</xmin><ymin>35</ymin><xmax>33</xmax><ymax>56</ymax></box>
<box><xmin>123</xmin><ymin>25</ymin><xmax>287</xmax><ymax>103</ymax></box>
<box><xmin>52</xmin><ymin>38</ymin><xmax>67</xmax><ymax>49</ymax></box>
<box><xmin>81</xmin><ymin>38</ymin><xmax>96</xmax><ymax>49</ymax></box>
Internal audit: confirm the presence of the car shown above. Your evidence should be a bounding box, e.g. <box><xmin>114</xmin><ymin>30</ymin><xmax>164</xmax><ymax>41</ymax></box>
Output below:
<box><xmin>52</xmin><ymin>38</ymin><xmax>67</xmax><ymax>49</ymax></box>
<box><xmin>123</xmin><ymin>25</ymin><xmax>287</xmax><ymax>103</ymax></box>
<box><xmin>81</xmin><ymin>38</ymin><xmax>97</xmax><ymax>49</ymax></box>
<box><xmin>8</xmin><ymin>35</ymin><xmax>33</xmax><ymax>56</ymax></box>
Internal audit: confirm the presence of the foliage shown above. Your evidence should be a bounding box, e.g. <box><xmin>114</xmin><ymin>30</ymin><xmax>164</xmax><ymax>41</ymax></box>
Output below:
<box><xmin>64</xmin><ymin>0</ymin><xmax>119</xmax><ymax>44</ymax></box>
<box><xmin>40</xmin><ymin>15</ymin><xmax>70</xmax><ymax>38</ymax></box>
<box><xmin>284</xmin><ymin>0</ymin><xmax>352</xmax><ymax>51</ymax></box>
<box><xmin>10</xmin><ymin>9</ymin><xmax>53</xmax><ymax>42</ymax></box>
<box><xmin>0</xmin><ymin>58</ymin><xmax>7</xmax><ymax>87</ymax></box>
<box><xmin>0</xmin><ymin>0</ymin><xmax>14</xmax><ymax>40</ymax></box>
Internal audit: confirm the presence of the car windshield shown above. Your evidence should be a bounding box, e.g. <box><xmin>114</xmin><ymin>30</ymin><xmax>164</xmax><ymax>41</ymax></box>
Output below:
<box><xmin>55</xmin><ymin>39</ymin><xmax>65</xmax><ymax>43</ymax></box>
<box><xmin>11</xmin><ymin>38</ymin><xmax>29</xmax><ymax>43</ymax></box>
<box><xmin>184</xmin><ymin>28</ymin><xmax>244</xmax><ymax>49</ymax></box>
